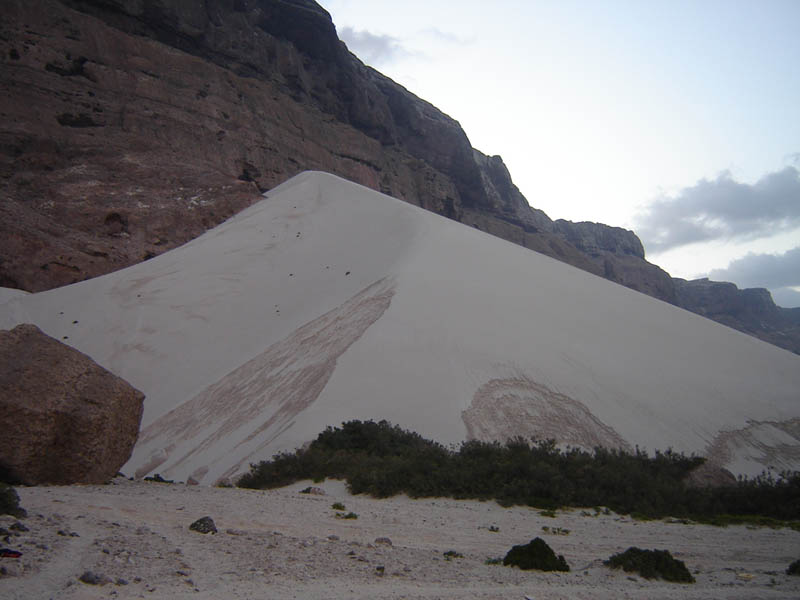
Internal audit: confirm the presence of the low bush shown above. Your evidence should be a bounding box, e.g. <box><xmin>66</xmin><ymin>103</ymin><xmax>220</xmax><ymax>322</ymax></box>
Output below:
<box><xmin>143</xmin><ymin>473</ymin><xmax>173</xmax><ymax>484</ymax></box>
<box><xmin>331</xmin><ymin>502</ymin><xmax>346</xmax><ymax>510</ymax></box>
<box><xmin>604</xmin><ymin>547</ymin><xmax>694</xmax><ymax>583</ymax></box>
<box><xmin>0</xmin><ymin>483</ymin><xmax>26</xmax><ymax>518</ymax></box>
<box><xmin>542</xmin><ymin>525</ymin><xmax>570</xmax><ymax>535</ymax></box>
<box><xmin>787</xmin><ymin>559</ymin><xmax>800</xmax><ymax>576</ymax></box>
<box><xmin>503</xmin><ymin>537</ymin><xmax>569</xmax><ymax>572</ymax></box>
<box><xmin>238</xmin><ymin>420</ymin><xmax>800</xmax><ymax>524</ymax></box>
<box><xmin>335</xmin><ymin>511</ymin><xmax>358</xmax><ymax>519</ymax></box>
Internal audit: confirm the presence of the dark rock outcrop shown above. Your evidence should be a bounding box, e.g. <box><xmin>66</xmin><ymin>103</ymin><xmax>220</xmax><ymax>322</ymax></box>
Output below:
<box><xmin>0</xmin><ymin>324</ymin><xmax>144</xmax><ymax>485</ymax></box>
<box><xmin>189</xmin><ymin>516</ymin><xmax>217</xmax><ymax>534</ymax></box>
<box><xmin>1</xmin><ymin>0</ymin><xmax>797</xmax><ymax>354</ymax></box>
<box><xmin>674</xmin><ymin>279</ymin><xmax>800</xmax><ymax>354</ymax></box>
<box><xmin>554</xmin><ymin>220</ymin><xmax>644</xmax><ymax>259</ymax></box>
<box><xmin>554</xmin><ymin>220</ymin><xmax>676</xmax><ymax>303</ymax></box>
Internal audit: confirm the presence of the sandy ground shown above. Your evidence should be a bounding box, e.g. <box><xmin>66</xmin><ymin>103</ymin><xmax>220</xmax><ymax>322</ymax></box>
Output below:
<box><xmin>1</xmin><ymin>478</ymin><xmax>798</xmax><ymax>599</ymax></box>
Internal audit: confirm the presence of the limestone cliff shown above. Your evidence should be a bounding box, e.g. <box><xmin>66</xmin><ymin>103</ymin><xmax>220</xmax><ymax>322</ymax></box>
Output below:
<box><xmin>0</xmin><ymin>0</ymin><xmax>667</xmax><ymax>295</ymax></box>
<box><xmin>554</xmin><ymin>220</ymin><xmax>676</xmax><ymax>303</ymax></box>
<box><xmin>674</xmin><ymin>279</ymin><xmax>800</xmax><ymax>354</ymax></box>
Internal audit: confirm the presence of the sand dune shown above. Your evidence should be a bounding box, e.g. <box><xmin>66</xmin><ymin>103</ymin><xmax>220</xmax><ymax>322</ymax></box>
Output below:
<box><xmin>1</xmin><ymin>172</ymin><xmax>799</xmax><ymax>483</ymax></box>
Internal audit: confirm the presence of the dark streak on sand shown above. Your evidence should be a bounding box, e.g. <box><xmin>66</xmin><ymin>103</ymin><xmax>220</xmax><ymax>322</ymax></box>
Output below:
<box><xmin>134</xmin><ymin>278</ymin><xmax>396</xmax><ymax>483</ymax></box>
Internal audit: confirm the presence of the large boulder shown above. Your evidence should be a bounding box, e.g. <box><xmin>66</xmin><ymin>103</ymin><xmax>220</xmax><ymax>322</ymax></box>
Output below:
<box><xmin>0</xmin><ymin>324</ymin><xmax>144</xmax><ymax>485</ymax></box>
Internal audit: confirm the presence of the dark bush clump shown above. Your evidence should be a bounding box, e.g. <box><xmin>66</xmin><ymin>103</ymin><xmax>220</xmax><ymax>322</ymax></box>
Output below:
<box><xmin>503</xmin><ymin>537</ymin><xmax>569</xmax><ymax>572</ymax></box>
<box><xmin>238</xmin><ymin>419</ymin><xmax>800</xmax><ymax>525</ymax></box>
<box><xmin>604</xmin><ymin>547</ymin><xmax>694</xmax><ymax>583</ymax></box>
<box><xmin>143</xmin><ymin>473</ymin><xmax>173</xmax><ymax>484</ymax></box>
<box><xmin>334</xmin><ymin>511</ymin><xmax>358</xmax><ymax>519</ymax></box>
<box><xmin>0</xmin><ymin>483</ymin><xmax>26</xmax><ymax>518</ymax></box>
<box><xmin>787</xmin><ymin>559</ymin><xmax>800</xmax><ymax>576</ymax></box>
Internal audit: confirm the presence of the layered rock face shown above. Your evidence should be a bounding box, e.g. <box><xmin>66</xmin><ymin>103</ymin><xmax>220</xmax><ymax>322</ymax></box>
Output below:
<box><xmin>674</xmin><ymin>279</ymin><xmax>800</xmax><ymax>355</ymax></box>
<box><xmin>553</xmin><ymin>220</ymin><xmax>676</xmax><ymax>303</ymax></box>
<box><xmin>0</xmin><ymin>0</ymin><xmax>797</xmax><ymax>353</ymax></box>
<box><xmin>1</xmin><ymin>0</ymin><xmax>469</xmax><ymax>291</ymax></box>
<box><xmin>0</xmin><ymin>324</ymin><xmax>144</xmax><ymax>484</ymax></box>
<box><xmin>0</xmin><ymin>0</ymin><xmax>666</xmax><ymax>293</ymax></box>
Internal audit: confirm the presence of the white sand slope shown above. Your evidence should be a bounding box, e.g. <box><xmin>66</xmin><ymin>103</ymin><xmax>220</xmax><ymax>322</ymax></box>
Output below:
<box><xmin>1</xmin><ymin>171</ymin><xmax>799</xmax><ymax>484</ymax></box>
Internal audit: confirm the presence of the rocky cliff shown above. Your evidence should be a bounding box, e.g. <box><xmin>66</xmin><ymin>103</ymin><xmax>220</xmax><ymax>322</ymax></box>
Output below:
<box><xmin>674</xmin><ymin>279</ymin><xmax>800</xmax><ymax>355</ymax></box>
<box><xmin>1</xmin><ymin>0</ymin><xmax>797</xmax><ymax>354</ymax></box>
<box><xmin>0</xmin><ymin>0</ymin><xmax>666</xmax><ymax>292</ymax></box>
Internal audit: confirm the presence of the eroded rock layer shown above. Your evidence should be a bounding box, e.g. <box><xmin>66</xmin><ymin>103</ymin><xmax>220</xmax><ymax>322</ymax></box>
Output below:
<box><xmin>0</xmin><ymin>0</ymin><xmax>671</xmax><ymax>296</ymax></box>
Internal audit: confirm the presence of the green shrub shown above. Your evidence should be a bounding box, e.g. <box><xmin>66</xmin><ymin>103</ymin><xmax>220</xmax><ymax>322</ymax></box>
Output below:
<box><xmin>443</xmin><ymin>550</ymin><xmax>463</xmax><ymax>560</ymax></box>
<box><xmin>335</xmin><ymin>511</ymin><xmax>358</xmax><ymax>519</ymax></box>
<box><xmin>787</xmin><ymin>559</ymin><xmax>800</xmax><ymax>576</ymax></box>
<box><xmin>542</xmin><ymin>525</ymin><xmax>569</xmax><ymax>535</ymax></box>
<box><xmin>604</xmin><ymin>547</ymin><xmax>694</xmax><ymax>583</ymax></box>
<box><xmin>485</xmin><ymin>556</ymin><xmax>503</xmax><ymax>565</ymax></box>
<box><xmin>331</xmin><ymin>502</ymin><xmax>346</xmax><ymax>510</ymax></box>
<box><xmin>238</xmin><ymin>419</ymin><xmax>800</xmax><ymax>524</ymax></box>
<box><xmin>503</xmin><ymin>537</ymin><xmax>569</xmax><ymax>572</ymax></box>
<box><xmin>0</xmin><ymin>483</ymin><xmax>26</xmax><ymax>518</ymax></box>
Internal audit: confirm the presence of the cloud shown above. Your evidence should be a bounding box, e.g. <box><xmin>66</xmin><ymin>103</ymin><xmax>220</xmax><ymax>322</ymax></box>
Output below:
<box><xmin>707</xmin><ymin>246</ymin><xmax>800</xmax><ymax>289</ymax></box>
<box><xmin>635</xmin><ymin>166</ymin><xmax>800</xmax><ymax>253</ymax></box>
<box><xmin>420</xmin><ymin>27</ymin><xmax>472</xmax><ymax>45</ymax></box>
<box><xmin>339</xmin><ymin>27</ymin><xmax>406</xmax><ymax>67</ymax></box>
<box><xmin>771</xmin><ymin>286</ymin><xmax>800</xmax><ymax>309</ymax></box>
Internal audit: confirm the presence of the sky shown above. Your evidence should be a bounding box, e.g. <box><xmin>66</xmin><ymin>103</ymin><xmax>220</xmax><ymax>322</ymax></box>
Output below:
<box><xmin>317</xmin><ymin>0</ymin><xmax>800</xmax><ymax>307</ymax></box>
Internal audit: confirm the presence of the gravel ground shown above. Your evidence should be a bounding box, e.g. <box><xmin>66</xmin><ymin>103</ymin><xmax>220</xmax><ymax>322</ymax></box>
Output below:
<box><xmin>1</xmin><ymin>477</ymin><xmax>798</xmax><ymax>599</ymax></box>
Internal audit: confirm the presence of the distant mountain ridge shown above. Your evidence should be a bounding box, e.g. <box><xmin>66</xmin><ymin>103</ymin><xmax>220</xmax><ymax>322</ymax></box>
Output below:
<box><xmin>1</xmin><ymin>0</ymin><xmax>797</xmax><ymax>353</ymax></box>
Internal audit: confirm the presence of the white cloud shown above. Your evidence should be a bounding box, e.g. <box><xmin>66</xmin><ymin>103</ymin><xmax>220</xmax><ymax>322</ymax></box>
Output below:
<box><xmin>707</xmin><ymin>246</ymin><xmax>800</xmax><ymax>290</ymax></box>
<box><xmin>339</xmin><ymin>26</ymin><xmax>406</xmax><ymax>67</ymax></box>
<box><xmin>419</xmin><ymin>27</ymin><xmax>472</xmax><ymax>45</ymax></box>
<box><xmin>771</xmin><ymin>286</ymin><xmax>800</xmax><ymax>309</ymax></box>
<box><xmin>635</xmin><ymin>166</ymin><xmax>800</xmax><ymax>253</ymax></box>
